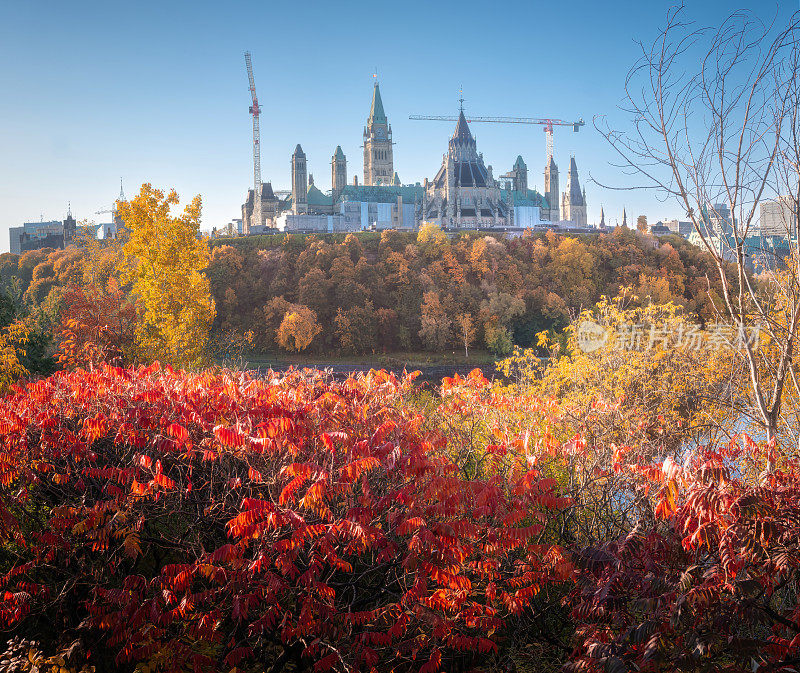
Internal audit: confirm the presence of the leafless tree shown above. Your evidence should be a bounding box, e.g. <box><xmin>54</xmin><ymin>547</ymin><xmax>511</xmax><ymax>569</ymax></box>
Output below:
<box><xmin>596</xmin><ymin>6</ymin><xmax>800</xmax><ymax>466</ymax></box>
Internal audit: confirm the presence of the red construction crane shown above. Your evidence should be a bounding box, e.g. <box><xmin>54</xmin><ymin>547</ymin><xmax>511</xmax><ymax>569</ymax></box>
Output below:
<box><xmin>409</xmin><ymin>113</ymin><xmax>584</xmax><ymax>162</ymax></box>
<box><xmin>244</xmin><ymin>52</ymin><xmax>261</xmax><ymax>234</ymax></box>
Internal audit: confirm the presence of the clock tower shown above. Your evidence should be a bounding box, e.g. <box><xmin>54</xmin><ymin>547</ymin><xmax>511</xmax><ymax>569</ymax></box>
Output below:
<box><xmin>363</xmin><ymin>81</ymin><xmax>394</xmax><ymax>186</ymax></box>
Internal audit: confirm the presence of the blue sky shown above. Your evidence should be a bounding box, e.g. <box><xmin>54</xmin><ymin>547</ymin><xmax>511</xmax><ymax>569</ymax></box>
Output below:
<box><xmin>1</xmin><ymin>0</ymin><xmax>797</xmax><ymax>250</ymax></box>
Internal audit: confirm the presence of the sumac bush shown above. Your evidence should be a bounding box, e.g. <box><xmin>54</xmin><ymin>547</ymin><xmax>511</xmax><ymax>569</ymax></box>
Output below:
<box><xmin>566</xmin><ymin>442</ymin><xmax>800</xmax><ymax>673</ymax></box>
<box><xmin>0</xmin><ymin>365</ymin><xmax>572</xmax><ymax>672</ymax></box>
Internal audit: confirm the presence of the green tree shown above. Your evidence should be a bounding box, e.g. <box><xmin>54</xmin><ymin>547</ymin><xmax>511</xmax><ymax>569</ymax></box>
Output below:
<box><xmin>484</xmin><ymin>322</ymin><xmax>513</xmax><ymax>356</ymax></box>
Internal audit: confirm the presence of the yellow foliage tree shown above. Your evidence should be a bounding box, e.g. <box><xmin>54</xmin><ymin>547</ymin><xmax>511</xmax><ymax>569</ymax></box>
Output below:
<box><xmin>117</xmin><ymin>184</ymin><xmax>216</xmax><ymax>369</ymax></box>
<box><xmin>416</xmin><ymin>223</ymin><xmax>448</xmax><ymax>258</ymax></box>
<box><xmin>498</xmin><ymin>293</ymin><xmax>737</xmax><ymax>458</ymax></box>
<box><xmin>0</xmin><ymin>320</ymin><xmax>29</xmax><ymax>394</ymax></box>
<box><xmin>277</xmin><ymin>307</ymin><xmax>321</xmax><ymax>352</ymax></box>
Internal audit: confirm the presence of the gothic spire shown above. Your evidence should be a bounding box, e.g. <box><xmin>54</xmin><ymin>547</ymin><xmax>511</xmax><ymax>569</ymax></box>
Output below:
<box><xmin>368</xmin><ymin>82</ymin><xmax>387</xmax><ymax>125</ymax></box>
<box><xmin>567</xmin><ymin>157</ymin><xmax>584</xmax><ymax>205</ymax></box>
<box><xmin>569</xmin><ymin>156</ymin><xmax>579</xmax><ymax>177</ymax></box>
<box><xmin>451</xmin><ymin>109</ymin><xmax>474</xmax><ymax>143</ymax></box>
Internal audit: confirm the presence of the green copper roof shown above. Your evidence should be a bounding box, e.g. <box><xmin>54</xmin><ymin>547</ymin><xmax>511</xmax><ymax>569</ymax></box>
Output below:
<box><xmin>338</xmin><ymin>184</ymin><xmax>423</xmax><ymax>205</ymax></box>
<box><xmin>501</xmin><ymin>188</ymin><xmax>548</xmax><ymax>209</ymax></box>
<box><xmin>368</xmin><ymin>83</ymin><xmax>387</xmax><ymax>125</ymax></box>
<box><xmin>514</xmin><ymin>155</ymin><xmax>527</xmax><ymax>169</ymax></box>
<box><xmin>307</xmin><ymin>184</ymin><xmax>331</xmax><ymax>206</ymax></box>
<box><xmin>333</xmin><ymin>145</ymin><xmax>345</xmax><ymax>160</ymax></box>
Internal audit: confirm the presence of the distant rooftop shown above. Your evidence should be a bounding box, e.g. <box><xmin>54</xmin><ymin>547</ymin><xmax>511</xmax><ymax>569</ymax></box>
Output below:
<box><xmin>338</xmin><ymin>184</ymin><xmax>423</xmax><ymax>204</ymax></box>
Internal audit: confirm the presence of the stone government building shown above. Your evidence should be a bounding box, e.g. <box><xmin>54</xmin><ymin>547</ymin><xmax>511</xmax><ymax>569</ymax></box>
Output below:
<box><xmin>241</xmin><ymin>81</ymin><xmax>590</xmax><ymax>234</ymax></box>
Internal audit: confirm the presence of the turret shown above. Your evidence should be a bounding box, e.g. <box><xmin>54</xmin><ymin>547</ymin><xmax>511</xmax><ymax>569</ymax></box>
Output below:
<box><xmin>291</xmin><ymin>144</ymin><xmax>308</xmax><ymax>214</ymax></box>
<box><xmin>331</xmin><ymin>146</ymin><xmax>347</xmax><ymax>201</ymax></box>
<box><xmin>446</xmin><ymin>152</ymin><xmax>456</xmax><ymax>220</ymax></box>
<box><xmin>545</xmin><ymin>156</ymin><xmax>559</xmax><ymax>221</ymax></box>
<box><xmin>513</xmin><ymin>155</ymin><xmax>528</xmax><ymax>192</ymax></box>
<box><xmin>562</xmin><ymin>157</ymin><xmax>587</xmax><ymax>225</ymax></box>
<box><xmin>63</xmin><ymin>203</ymin><xmax>76</xmax><ymax>243</ymax></box>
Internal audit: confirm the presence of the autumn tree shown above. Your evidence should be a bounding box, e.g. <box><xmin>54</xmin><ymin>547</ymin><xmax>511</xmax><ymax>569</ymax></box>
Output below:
<box><xmin>334</xmin><ymin>301</ymin><xmax>378</xmax><ymax>354</ymax></box>
<box><xmin>56</xmin><ymin>279</ymin><xmax>137</xmax><ymax>369</ymax></box>
<box><xmin>0</xmin><ymin>318</ymin><xmax>29</xmax><ymax>393</ymax></box>
<box><xmin>480</xmin><ymin>291</ymin><xmax>525</xmax><ymax>328</ymax></box>
<box><xmin>456</xmin><ymin>313</ymin><xmax>476</xmax><ymax>357</ymax></box>
<box><xmin>262</xmin><ymin>296</ymin><xmax>294</xmax><ymax>348</ymax></box>
<box><xmin>416</xmin><ymin>222</ymin><xmax>448</xmax><ymax>259</ymax></box>
<box><xmin>297</xmin><ymin>267</ymin><xmax>331</xmax><ymax>319</ymax></box>
<box><xmin>501</xmin><ymin>294</ymin><xmax>736</xmax><ymax>457</ymax></box>
<box><xmin>56</xmin><ymin>229</ymin><xmax>138</xmax><ymax>370</ymax></box>
<box><xmin>419</xmin><ymin>291</ymin><xmax>451</xmax><ymax>351</ymax></box>
<box><xmin>484</xmin><ymin>322</ymin><xmax>513</xmax><ymax>356</ymax></box>
<box><xmin>636</xmin><ymin>214</ymin><xmax>648</xmax><ymax>232</ymax></box>
<box><xmin>203</xmin><ymin>226</ymin><xmax>733</xmax><ymax>357</ymax></box>
<box><xmin>0</xmin><ymin>275</ymin><xmax>57</xmax><ymax>383</ymax></box>
<box><xmin>276</xmin><ymin>306</ymin><xmax>321</xmax><ymax>352</ymax></box>
<box><xmin>117</xmin><ymin>184</ymin><xmax>216</xmax><ymax>368</ymax></box>
<box><xmin>597</xmin><ymin>7</ymin><xmax>800</xmax><ymax>463</ymax></box>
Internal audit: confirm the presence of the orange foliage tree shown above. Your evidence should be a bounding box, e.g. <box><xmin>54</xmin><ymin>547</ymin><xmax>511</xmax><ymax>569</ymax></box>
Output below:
<box><xmin>276</xmin><ymin>306</ymin><xmax>321</xmax><ymax>352</ymax></box>
<box><xmin>206</xmin><ymin>226</ymin><xmax>733</xmax><ymax>355</ymax></box>
<box><xmin>56</xmin><ymin>279</ymin><xmax>137</xmax><ymax>369</ymax></box>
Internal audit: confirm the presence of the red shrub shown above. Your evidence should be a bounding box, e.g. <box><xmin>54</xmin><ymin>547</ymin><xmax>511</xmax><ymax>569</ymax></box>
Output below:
<box><xmin>0</xmin><ymin>365</ymin><xmax>571</xmax><ymax>672</ymax></box>
<box><xmin>566</xmin><ymin>440</ymin><xmax>800</xmax><ymax>673</ymax></box>
<box><xmin>56</xmin><ymin>280</ymin><xmax>137</xmax><ymax>369</ymax></box>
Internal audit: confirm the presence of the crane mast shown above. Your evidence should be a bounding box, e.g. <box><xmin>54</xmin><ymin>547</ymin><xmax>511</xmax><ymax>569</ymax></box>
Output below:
<box><xmin>409</xmin><ymin>114</ymin><xmax>585</xmax><ymax>163</ymax></box>
<box><xmin>245</xmin><ymin>52</ymin><xmax>261</xmax><ymax>234</ymax></box>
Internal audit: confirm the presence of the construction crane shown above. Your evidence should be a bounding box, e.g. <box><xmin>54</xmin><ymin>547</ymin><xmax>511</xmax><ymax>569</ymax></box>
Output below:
<box><xmin>95</xmin><ymin>179</ymin><xmax>126</xmax><ymax>238</ymax></box>
<box><xmin>244</xmin><ymin>51</ymin><xmax>261</xmax><ymax>235</ymax></box>
<box><xmin>409</xmin><ymin>113</ymin><xmax>585</xmax><ymax>163</ymax></box>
